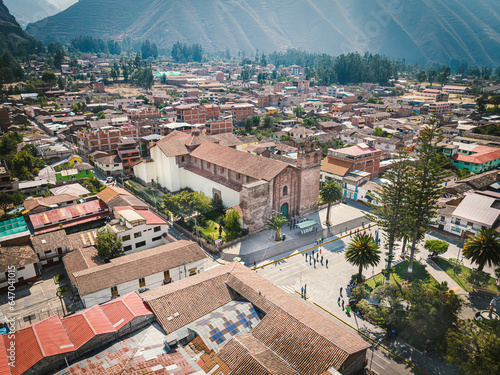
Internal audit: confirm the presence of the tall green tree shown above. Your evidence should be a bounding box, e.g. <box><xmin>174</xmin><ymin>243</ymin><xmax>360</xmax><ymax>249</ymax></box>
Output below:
<box><xmin>293</xmin><ymin>106</ymin><xmax>305</xmax><ymax>118</ymax></box>
<box><xmin>367</xmin><ymin>149</ymin><xmax>411</xmax><ymax>283</ymax></box>
<box><xmin>424</xmin><ymin>239</ymin><xmax>449</xmax><ymax>257</ymax></box>
<box><xmin>407</xmin><ymin>116</ymin><xmax>448</xmax><ymax>273</ymax></box>
<box><xmin>265</xmin><ymin>214</ymin><xmax>287</xmax><ymax>241</ymax></box>
<box><xmin>463</xmin><ymin>228</ymin><xmax>500</xmax><ymax>271</ymax></box>
<box><xmin>320</xmin><ymin>180</ymin><xmax>342</xmax><ymax>225</ymax></box>
<box><xmin>345</xmin><ymin>233</ymin><xmax>380</xmax><ymax>281</ymax></box>
<box><xmin>95</xmin><ymin>228</ymin><xmax>124</xmax><ymax>261</ymax></box>
<box><xmin>445</xmin><ymin>319</ymin><xmax>500</xmax><ymax>375</ymax></box>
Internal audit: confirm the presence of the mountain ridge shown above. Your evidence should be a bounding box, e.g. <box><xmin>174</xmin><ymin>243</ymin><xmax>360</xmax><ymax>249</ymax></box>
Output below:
<box><xmin>26</xmin><ymin>0</ymin><xmax>500</xmax><ymax>66</ymax></box>
<box><xmin>0</xmin><ymin>0</ymin><xmax>38</xmax><ymax>55</ymax></box>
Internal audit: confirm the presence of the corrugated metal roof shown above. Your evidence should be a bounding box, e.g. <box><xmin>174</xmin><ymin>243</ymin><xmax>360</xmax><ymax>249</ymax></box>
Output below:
<box><xmin>33</xmin><ymin>315</ymin><xmax>74</xmax><ymax>357</ymax></box>
<box><xmin>100</xmin><ymin>300</ymin><xmax>135</xmax><ymax>330</ymax></box>
<box><xmin>452</xmin><ymin>193</ymin><xmax>500</xmax><ymax>226</ymax></box>
<box><xmin>0</xmin><ymin>338</ymin><xmax>11</xmax><ymax>375</ymax></box>
<box><xmin>5</xmin><ymin>327</ymin><xmax>43</xmax><ymax>375</ymax></box>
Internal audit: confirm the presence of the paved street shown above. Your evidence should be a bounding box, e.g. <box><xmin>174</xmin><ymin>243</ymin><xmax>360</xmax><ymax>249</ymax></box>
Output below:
<box><xmin>251</xmin><ymin>212</ymin><xmax>500</xmax><ymax>375</ymax></box>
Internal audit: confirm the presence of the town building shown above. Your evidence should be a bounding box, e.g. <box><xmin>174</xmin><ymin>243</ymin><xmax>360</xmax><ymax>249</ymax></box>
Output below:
<box><xmin>443</xmin><ymin>144</ymin><xmax>500</xmax><ymax>173</ymax></box>
<box><xmin>75</xmin><ymin>125</ymin><xmax>140</xmax><ymax>154</ymax></box>
<box><xmin>0</xmin><ymin>244</ymin><xmax>39</xmax><ymax>291</ymax></box>
<box><xmin>219</xmin><ymin>103</ymin><xmax>255</xmax><ymax>124</ymax></box>
<box><xmin>321</xmin><ymin>144</ymin><xmax>381</xmax><ymax>185</ymax></box>
<box><xmin>64</xmin><ymin>240</ymin><xmax>206</xmax><ymax>307</ymax></box>
<box><xmin>105</xmin><ymin>206</ymin><xmax>169</xmax><ymax>254</ymax></box>
<box><xmin>134</xmin><ymin>130</ymin><xmax>321</xmax><ymax>231</ymax></box>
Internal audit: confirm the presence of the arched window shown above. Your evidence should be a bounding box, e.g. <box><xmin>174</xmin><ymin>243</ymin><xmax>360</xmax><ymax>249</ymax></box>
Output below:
<box><xmin>283</xmin><ymin>186</ymin><xmax>288</xmax><ymax>196</ymax></box>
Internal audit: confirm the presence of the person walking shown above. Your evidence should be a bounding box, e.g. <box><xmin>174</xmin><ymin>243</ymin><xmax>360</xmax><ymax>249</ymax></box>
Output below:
<box><xmin>253</xmin><ymin>261</ymin><xmax>256</xmax><ymax>268</ymax></box>
<box><xmin>320</xmin><ymin>247</ymin><xmax>322</xmax><ymax>255</ymax></box>
<box><xmin>338</xmin><ymin>296</ymin><xmax>341</xmax><ymax>304</ymax></box>
<box><xmin>326</xmin><ymin>259</ymin><xmax>329</xmax><ymax>268</ymax></box>
<box><xmin>342</xmin><ymin>299</ymin><xmax>345</xmax><ymax>309</ymax></box>
<box><xmin>340</xmin><ymin>287</ymin><xmax>343</xmax><ymax>296</ymax></box>
<box><xmin>305</xmin><ymin>253</ymin><xmax>308</xmax><ymax>262</ymax></box>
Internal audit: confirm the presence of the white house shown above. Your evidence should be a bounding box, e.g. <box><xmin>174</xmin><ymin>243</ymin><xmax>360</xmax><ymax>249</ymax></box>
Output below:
<box><xmin>0</xmin><ymin>245</ymin><xmax>40</xmax><ymax>291</ymax></box>
<box><xmin>94</xmin><ymin>154</ymin><xmax>123</xmax><ymax>177</ymax></box>
<box><xmin>105</xmin><ymin>207</ymin><xmax>169</xmax><ymax>254</ymax></box>
<box><xmin>66</xmin><ymin>240</ymin><xmax>207</xmax><ymax>307</ymax></box>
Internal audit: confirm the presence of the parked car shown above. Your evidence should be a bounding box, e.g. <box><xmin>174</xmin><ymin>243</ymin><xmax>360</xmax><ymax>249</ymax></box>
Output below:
<box><xmin>106</xmin><ymin>176</ymin><xmax>115</xmax><ymax>183</ymax></box>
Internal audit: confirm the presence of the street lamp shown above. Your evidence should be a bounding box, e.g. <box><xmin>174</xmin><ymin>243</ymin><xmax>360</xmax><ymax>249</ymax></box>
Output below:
<box><xmin>56</xmin><ymin>290</ymin><xmax>65</xmax><ymax>317</ymax></box>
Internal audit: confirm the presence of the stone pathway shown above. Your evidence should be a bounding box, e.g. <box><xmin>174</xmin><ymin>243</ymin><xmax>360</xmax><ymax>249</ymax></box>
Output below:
<box><xmin>423</xmin><ymin>258</ymin><xmax>467</xmax><ymax>295</ymax></box>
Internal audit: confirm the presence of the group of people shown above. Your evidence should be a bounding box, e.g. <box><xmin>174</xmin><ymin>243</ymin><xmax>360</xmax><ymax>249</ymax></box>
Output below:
<box><xmin>289</xmin><ymin>217</ymin><xmax>309</xmax><ymax>230</ymax></box>
<box><xmin>305</xmin><ymin>249</ymin><xmax>328</xmax><ymax>268</ymax></box>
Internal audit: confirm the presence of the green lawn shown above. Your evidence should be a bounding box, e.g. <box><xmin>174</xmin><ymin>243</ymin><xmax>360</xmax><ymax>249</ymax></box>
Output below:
<box><xmin>366</xmin><ymin>260</ymin><xmax>435</xmax><ymax>289</ymax></box>
<box><xmin>434</xmin><ymin>257</ymin><xmax>499</xmax><ymax>293</ymax></box>
<box><xmin>200</xmin><ymin>221</ymin><xmax>223</xmax><ymax>241</ymax></box>
<box><xmin>58</xmin><ymin>286</ymin><xmax>70</xmax><ymax>296</ymax></box>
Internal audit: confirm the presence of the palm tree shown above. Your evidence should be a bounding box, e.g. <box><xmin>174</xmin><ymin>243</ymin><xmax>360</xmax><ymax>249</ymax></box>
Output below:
<box><xmin>265</xmin><ymin>214</ymin><xmax>287</xmax><ymax>241</ymax></box>
<box><xmin>463</xmin><ymin>228</ymin><xmax>500</xmax><ymax>271</ymax></box>
<box><xmin>345</xmin><ymin>233</ymin><xmax>380</xmax><ymax>281</ymax></box>
<box><xmin>320</xmin><ymin>180</ymin><xmax>343</xmax><ymax>225</ymax></box>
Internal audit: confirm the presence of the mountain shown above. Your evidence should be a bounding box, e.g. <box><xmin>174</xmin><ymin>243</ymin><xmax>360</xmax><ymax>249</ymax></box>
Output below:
<box><xmin>26</xmin><ymin>0</ymin><xmax>500</xmax><ymax>66</ymax></box>
<box><xmin>4</xmin><ymin>0</ymin><xmax>60</xmax><ymax>29</ymax></box>
<box><xmin>0</xmin><ymin>0</ymin><xmax>38</xmax><ymax>54</ymax></box>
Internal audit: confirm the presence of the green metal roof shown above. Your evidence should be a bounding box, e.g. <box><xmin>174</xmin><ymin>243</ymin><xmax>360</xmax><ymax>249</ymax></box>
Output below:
<box><xmin>0</xmin><ymin>216</ymin><xmax>28</xmax><ymax>238</ymax></box>
<box><xmin>155</xmin><ymin>71</ymin><xmax>182</xmax><ymax>78</ymax></box>
<box><xmin>296</xmin><ymin>220</ymin><xmax>317</xmax><ymax>229</ymax></box>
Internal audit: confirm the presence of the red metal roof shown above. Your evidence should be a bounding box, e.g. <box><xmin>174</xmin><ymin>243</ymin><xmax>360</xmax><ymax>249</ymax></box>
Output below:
<box><xmin>33</xmin><ymin>212</ymin><xmax>109</xmax><ymax>235</ymax></box>
<box><xmin>5</xmin><ymin>327</ymin><xmax>43</xmax><ymax>375</ymax></box>
<box><xmin>83</xmin><ymin>305</ymin><xmax>116</xmax><ymax>334</ymax></box>
<box><xmin>29</xmin><ymin>200</ymin><xmax>108</xmax><ymax>228</ymax></box>
<box><xmin>61</xmin><ymin>314</ymin><xmax>93</xmax><ymax>350</ymax></box>
<box><xmin>100</xmin><ymin>300</ymin><xmax>135</xmax><ymax>330</ymax></box>
<box><xmin>120</xmin><ymin>292</ymin><xmax>153</xmax><ymax>316</ymax></box>
<box><xmin>0</xmin><ymin>338</ymin><xmax>11</xmax><ymax>375</ymax></box>
<box><xmin>32</xmin><ymin>315</ymin><xmax>75</xmax><ymax>357</ymax></box>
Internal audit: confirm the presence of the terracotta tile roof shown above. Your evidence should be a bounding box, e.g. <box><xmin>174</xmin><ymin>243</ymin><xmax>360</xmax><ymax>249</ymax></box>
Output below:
<box><xmin>73</xmin><ymin>240</ymin><xmax>206</xmax><ymax>296</ymax></box>
<box><xmin>96</xmin><ymin>186</ymin><xmax>131</xmax><ymax>203</ymax></box>
<box><xmin>5</xmin><ymin>326</ymin><xmax>42</xmax><ymax>375</ymax></box>
<box><xmin>23</xmin><ymin>193</ymin><xmax>79</xmax><ymax>211</ymax></box>
<box><xmin>63</xmin><ymin>246</ymin><xmax>105</xmax><ymax>286</ymax></box>
<box><xmin>106</xmin><ymin>195</ymin><xmax>148</xmax><ymax>210</ymax></box>
<box><xmin>31</xmin><ymin>229</ymin><xmax>69</xmax><ymax>253</ymax></box>
<box><xmin>0</xmin><ymin>245</ymin><xmax>38</xmax><ymax>272</ymax></box>
<box><xmin>190</xmin><ymin>142</ymin><xmax>289</xmax><ymax>181</ymax></box>
<box><xmin>212</xmin><ymin>133</ymin><xmax>243</xmax><ymax>147</ymax></box>
<box><xmin>218</xmin><ymin>333</ymin><xmax>300</xmax><ymax>375</ymax></box>
<box><xmin>321</xmin><ymin>157</ymin><xmax>353</xmax><ymax>176</ymax></box>
<box><xmin>66</xmin><ymin>229</ymin><xmax>97</xmax><ymax>249</ymax></box>
<box><xmin>32</xmin><ymin>315</ymin><xmax>75</xmax><ymax>357</ymax></box>
<box><xmin>142</xmin><ymin>265</ymin><xmax>237</xmax><ymax>333</ymax></box>
<box><xmin>185</xmin><ymin>165</ymin><xmax>243</xmax><ymax>192</ymax></box>
<box><xmin>143</xmin><ymin>263</ymin><xmax>369</xmax><ymax>373</ymax></box>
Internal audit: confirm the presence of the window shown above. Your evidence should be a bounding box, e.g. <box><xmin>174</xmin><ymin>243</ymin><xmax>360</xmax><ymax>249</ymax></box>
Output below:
<box><xmin>152</xmin><ymin>236</ymin><xmax>162</xmax><ymax>242</ymax></box>
<box><xmin>455</xmin><ymin>218</ymin><xmax>461</xmax><ymax>225</ymax></box>
<box><xmin>44</xmin><ymin>250</ymin><xmax>52</xmax><ymax>255</ymax></box>
<box><xmin>189</xmin><ymin>268</ymin><xmax>197</xmax><ymax>276</ymax></box>
<box><xmin>220</xmin><ymin>166</ymin><xmax>224</xmax><ymax>174</ymax></box>
<box><xmin>282</xmin><ymin>186</ymin><xmax>288</xmax><ymax>196</ymax></box>
<box><xmin>206</xmin><ymin>162</ymin><xmax>211</xmax><ymax>168</ymax></box>
<box><xmin>466</xmin><ymin>222</ymin><xmax>474</xmax><ymax>228</ymax></box>
<box><xmin>139</xmin><ymin>278</ymin><xmax>145</xmax><ymax>287</ymax></box>
<box><xmin>17</xmin><ymin>266</ymin><xmax>25</xmax><ymax>271</ymax></box>
<box><xmin>134</xmin><ymin>232</ymin><xmax>142</xmax><ymax>239</ymax></box>
<box><xmin>124</xmin><ymin>245</ymin><xmax>132</xmax><ymax>252</ymax></box>
<box><xmin>111</xmin><ymin>286</ymin><xmax>118</xmax><ymax>297</ymax></box>
<box><xmin>136</xmin><ymin>241</ymin><xmax>146</xmax><ymax>248</ymax></box>
<box><xmin>154</xmin><ymin>226</ymin><xmax>161</xmax><ymax>232</ymax></box>
<box><xmin>236</xmin><ymin>173</ymin><xmax>240</xmax><ymax>180</ymax></box>
<box><xmin>122</xmin><ymin>235</ymin><xmax>131</xmax><ymax>241</ymax></box>
<box><xmin>164</xmin><ymin>270</ymin><xmax>170</xmax><ymax>279</ymax></box>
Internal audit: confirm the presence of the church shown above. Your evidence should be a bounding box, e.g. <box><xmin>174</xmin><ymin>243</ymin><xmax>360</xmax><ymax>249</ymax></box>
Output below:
<box><xmin>133</xmin><ymin>130</ymin><xmax>321</xmax><ymax>232</ymax></box>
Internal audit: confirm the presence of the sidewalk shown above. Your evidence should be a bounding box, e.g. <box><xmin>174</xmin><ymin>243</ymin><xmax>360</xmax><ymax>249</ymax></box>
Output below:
<box><xmin>222</xmin><ymin>202</ymin><xmax>370</xmax><ymax>262</ymax></box>
<box><xmin>423</xmin><ymin>258</ymin><xmax>467</xmax><ymax>295</ymax></box>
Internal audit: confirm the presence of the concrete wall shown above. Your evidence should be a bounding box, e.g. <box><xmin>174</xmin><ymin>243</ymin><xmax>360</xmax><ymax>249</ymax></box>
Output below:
<box><xmin>119</xmin><ymin>223</ymin><xmax>169</xmax><ymax>254</ymax></box>
<box><xmin>182</xmin><ymin>169</ymin><xmax>241</xmax><ymax>208</ymax></box>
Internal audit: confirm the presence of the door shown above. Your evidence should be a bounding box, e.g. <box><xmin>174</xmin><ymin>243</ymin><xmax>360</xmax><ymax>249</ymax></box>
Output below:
<box><xmin>280</xmin><ymin>203</ymin><xmax>289</xmax><ymax>218</ymax></box>
<box><xmin>438</xmin><ymin>224</ymin><xmax>444</xmax><ymax>231</ymax></box>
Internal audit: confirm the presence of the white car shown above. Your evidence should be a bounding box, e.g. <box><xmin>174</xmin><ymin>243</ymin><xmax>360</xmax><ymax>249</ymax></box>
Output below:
<box><xmin>106</xmin><ymin>177</ymin><xmax>115</xmax><ymax>183</ymax></box>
